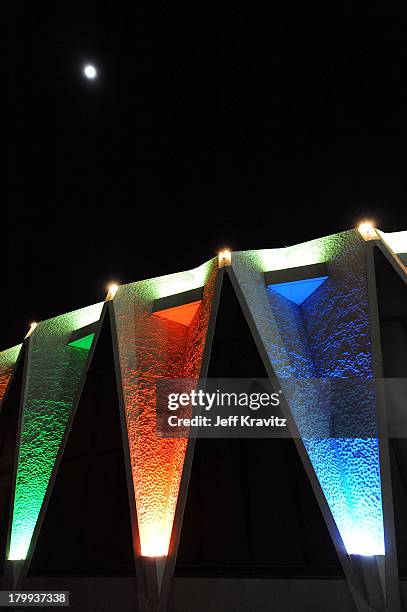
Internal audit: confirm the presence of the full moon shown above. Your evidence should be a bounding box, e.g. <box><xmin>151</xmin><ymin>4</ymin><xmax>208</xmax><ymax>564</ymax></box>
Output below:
<box><xmin>83</xmin><ymin>64</ymin><xmax>97</xmax><ymax>79</ymax></box>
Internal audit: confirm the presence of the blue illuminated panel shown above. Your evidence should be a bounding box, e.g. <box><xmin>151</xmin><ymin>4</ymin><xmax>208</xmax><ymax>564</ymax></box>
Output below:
<box><xmin>231</xmin><ymin>233</ymin><xmax>385</xmax><ymax>557</ymax></box>
<box><xmin>267</xmin><ymin>276</ymin><xmax>329</xmax><ymax>305</ymax></box>
<box><xmin>304</xmin><ymin>437</ymin><xmax>383</xmax><ymax>556</ymax></box>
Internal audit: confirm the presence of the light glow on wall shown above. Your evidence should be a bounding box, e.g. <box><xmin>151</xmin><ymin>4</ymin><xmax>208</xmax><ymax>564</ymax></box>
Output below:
<box><xmin>8</xmin><ymin>302</ymin><xmax>103</xmax><ymax>561</ymax></box>
<box><xmin>231</xmin><ymin>231</ymin><xmax>385</xmax><ymax>558</ymax></box>
<box><xmin>113</xmin><ymin>259</ymin><xmax>217</xmax><ymax>558</ymax></box>
<box><xmin>304</xmin><ymin>436</ymin><xmax>384</xmax><ymax>557</ymax></box>
<box><xmin>346</xmin><ymin>527</ymin><xmax>383</xmax><ymax>556</ymax></box>
<box><xmin>248</xmin><ymin>232</ymin><xmax>344</xmax><ymax>274</ymax></box>
<box><xmin>0</xmin><ymin>344</ymin><xmax>22</xmax><ymax>404</ymax></box>
<box><xmin>378</xmin><ymin>229</ymin><xmax>407</xmax><ymax>255</ymax></box>
<box><xmin>137</xmin><ymin>260</ymin><xmax>213</xmax><ymax>302</ymax></box>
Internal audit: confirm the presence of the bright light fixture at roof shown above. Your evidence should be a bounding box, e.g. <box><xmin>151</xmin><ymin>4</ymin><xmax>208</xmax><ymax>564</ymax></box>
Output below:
<box><xmin>218</xmin><ymin>249</ymin><xmax>232</xmax><ymax>267</ymax></box>
<box><xmin>106</xmin><ymin>283</ymin><xmax>119</xmax><ymax>301</ymax></box>
<box><xmin>25</xmin><ymin>322</ymin><xmax>37</xmax><ymax>339</ymax></box>
<box><xmin>358</xmin><ymin>221</ymin><xmax>379</xmax><ymax>241</ymax></box>
<box><xmin>83</xmin><ymin>64</ymin><xmax>97</xmax><ymax>79</ymax></box>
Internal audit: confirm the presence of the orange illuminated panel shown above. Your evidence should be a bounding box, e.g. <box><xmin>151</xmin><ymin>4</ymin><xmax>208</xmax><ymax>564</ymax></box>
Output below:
<box><xmin>153</xmin><ymin>300</ymin><xmax>201</xmax><ymax>327</ymax></box>
<box><xmin>0</xmin><ymin>345</ymin><xmax>21</xmax><ymax>404</ymax></box>
<box><xmin>0</xmin><ymin>369</ymin><xmax>13</xmax><ymax>403</ymax></box>
<box><xmin>112</xmin><ymin>261</ymin><xmax>217</xmax><ymax>559</ymax></box>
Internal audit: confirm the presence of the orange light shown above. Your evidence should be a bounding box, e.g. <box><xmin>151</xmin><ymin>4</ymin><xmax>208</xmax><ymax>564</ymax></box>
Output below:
<box><xmin>106</xmin><ymin>282</ymin><xmax>119</xmax><ymax>301</ymax></box>
<box><xmin>25</xmin><ymin>322</ymin><xmax>37</xmax><ymax>339</ymax></box>
<box><xmin>0</xmin><ymin>370</ymin><xmax>13</xmax><ymax>403</ymax></box>
<box><xmin>153</xmin><ymin>300</ymin><xmax>202</xmax><ymax>327</ymax></box>
<box><xmin>140</xmin><ymin>523</ymin><xmax>175</xmax><ymax>557</ymax></box>
<box><xmin>218</xmin><ymin>249</ymin><xmax>232</xmax><ymax>267</ymax></box>
<box><xmin>126</xmin><ymin>317</ymin><xmax>192</xmax><ymax>559</ymax></box>
<box><xmin>120</xmin><ymin>276</ymin><xmax>217</xmax><ymax>559</ymax></box>
<box><xmin>358</xmin><ymin>222</ymin><xmax>378</xmax><ymax>241</ymax></box>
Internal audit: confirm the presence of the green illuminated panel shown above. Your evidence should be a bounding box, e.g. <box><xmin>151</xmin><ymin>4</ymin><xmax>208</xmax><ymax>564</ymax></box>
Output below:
<box><xmin>9</xmin><ymin>303</ymin><xmax>103</xmax><ymax>560</ymax></box>
<box><xmin>0</xmin><ymin>344</ymin><xmax>22</xmax><ymax>369</ymax></box>
<box><xmin>68</xmin><ymin>333</ymin><xmax>95</xmax><ymax>351</ymax></box>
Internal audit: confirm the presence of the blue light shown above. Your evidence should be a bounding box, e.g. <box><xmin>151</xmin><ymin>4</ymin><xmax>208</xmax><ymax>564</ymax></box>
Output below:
<box><xmin>253</xmin><ymin>235</ymin><xmax>385</xmax><ymax>557</ymax></box>
<box><xmin>303</xmin><ymin>436</ymin><xmax>384</xmax><ymax>556</ymax></box>
<box><xmin>267</xmin><ymin>276</ymin><xmax>329</xmax><ymax>305</ymax></box>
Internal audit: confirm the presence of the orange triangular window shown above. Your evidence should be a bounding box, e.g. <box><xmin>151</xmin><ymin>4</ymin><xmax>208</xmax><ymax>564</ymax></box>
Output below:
<box><xmin>153</xmin><ymin>300</ymin><xmax>201</xmax><ymax>326</ymax></box>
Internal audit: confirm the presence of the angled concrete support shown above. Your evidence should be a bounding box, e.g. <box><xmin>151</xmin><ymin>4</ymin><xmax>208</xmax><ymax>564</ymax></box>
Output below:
<box><xmin>226</xmin><ymin>231</ymin><xmax>402</xmax><ymax>612</ymax></box>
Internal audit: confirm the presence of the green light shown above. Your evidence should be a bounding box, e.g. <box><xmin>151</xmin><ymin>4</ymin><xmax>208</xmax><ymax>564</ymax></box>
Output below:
<box><xmin>68</xmin><ymin>333</ymin><xmax>95</xmax><ymax>351</ymax></box>
<box><xmin>8</xmin><ymin>302</ymin><xmax>103</xmax><ymax>560</ymax></box>
<box><xmin>246</xmin><ymin>231</ymin><xmax>348</xmax><ymax>273</ymax></box>
<box><xmin>0</xmin><ymin>344</ymin><xmax>22</xmax><ymax>372</ymax></box>
<box><xmin>120</xmin><ymin>258</ymin><xmax>215</xmax><ymax>302</ymax></box>
<box><xmin>0</xmin><ymin>344</ymin><xmax>22</xmax><ymax>404</ymax></box>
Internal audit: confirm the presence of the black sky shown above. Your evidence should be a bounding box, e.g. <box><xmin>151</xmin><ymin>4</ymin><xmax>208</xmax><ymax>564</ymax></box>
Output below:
<box><xmin>6</xmin><ymin>7</ymin><xmax>407</xmax><ymax>348</ymax></box>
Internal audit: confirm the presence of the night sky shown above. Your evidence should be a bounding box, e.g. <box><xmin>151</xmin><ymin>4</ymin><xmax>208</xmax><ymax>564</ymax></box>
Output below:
<box><xmin>6</xmin><ymin>8</ymin><xmax>407</xmax><ymax>349</ymax></box>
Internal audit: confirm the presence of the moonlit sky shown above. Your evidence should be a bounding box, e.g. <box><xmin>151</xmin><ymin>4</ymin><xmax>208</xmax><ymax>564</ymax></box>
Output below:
<box><xmin>6</xmin><ymin>8</ymin><xmax>407</xmax><ymax>347</ymax></box>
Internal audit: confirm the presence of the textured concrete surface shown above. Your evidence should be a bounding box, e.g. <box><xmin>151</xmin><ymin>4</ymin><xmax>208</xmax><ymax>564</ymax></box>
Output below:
<box><xmin>231</xmin><ymin>230</ymin><xmax>384</xmax><ymax>556</ymax></box>
<box><xmin>0</xmin><ymin>344</ymin><xmax>21</xmax><ymax>404</ymax></box>
<box><xmin>112</xmin><ymin>258</ymin><xmax>218</xmax><ymax>557</ymax></box>
<box><xmin>9</xmin><ymin>303</ymin><xmax>103</xmax><ymax>560</ymax></box>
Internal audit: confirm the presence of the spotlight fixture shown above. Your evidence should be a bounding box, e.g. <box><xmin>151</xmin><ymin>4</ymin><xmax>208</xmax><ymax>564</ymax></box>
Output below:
<box><xmin>218</xmin><ymin>249</ymin><xmax>232</xmax><ymax>267</ymax></box>
<box><xmin>25</xmin><ymin>322</ymin><xmax>38</xmax><ymax>339</ymax></box>
<box><xmin>358</xmin><ymin>222</ymin><xmax>379</xmax><ymax>241</ymax></box>
<box><xmin>106</xmin><ymin>283</ymin><xmax>119</xmax><ymax>301</ymax></box>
